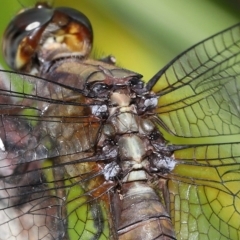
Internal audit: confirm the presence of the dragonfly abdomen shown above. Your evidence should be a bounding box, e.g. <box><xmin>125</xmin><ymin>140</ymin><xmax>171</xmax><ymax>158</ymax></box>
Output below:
<box><xmin>85</xmin><ymin>63</ymin><xmax>178</xmax><ymax>239</ymax></box>
<box><xmin>117</xmin><ymin>181</ymin><xmax>176</xmax><ymax>240</ymax></box>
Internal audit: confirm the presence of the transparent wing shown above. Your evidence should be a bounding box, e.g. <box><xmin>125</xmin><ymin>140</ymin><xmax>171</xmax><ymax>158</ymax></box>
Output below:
<box><xmin>0</xmin><ymin>68</ymin><xmax>118</xmax><ymax>239</ymax></box>
<box><xmin>1</xmin><ymin>71</ymin><xmax>97</xmax><ymax>156</ymax></box>
<box><xmin>166</xmin><ymin>143</ymin><xmax>240</xmax><ymax>240</ymax></box>
<box><xmin>147</xmin><ymin>23</ymin><xmax>240</xmax><ymax>239</ymax></box>
<box><xmin>148</xmin><ymin>23</ymin><xmax>240</xmax><ymax>140</ymax></box>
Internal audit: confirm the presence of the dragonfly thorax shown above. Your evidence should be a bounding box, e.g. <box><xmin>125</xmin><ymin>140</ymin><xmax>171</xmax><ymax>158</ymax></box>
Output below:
<box><xmin>85</xmin><ymin>73</ymin><xmax>176</xmax><ymax>183</ymax></box>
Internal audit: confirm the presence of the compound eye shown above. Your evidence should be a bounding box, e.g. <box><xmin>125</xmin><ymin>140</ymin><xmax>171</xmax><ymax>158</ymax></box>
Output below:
<box><xmin>2</xmin><ymin>6</ymin><xmax>52</xmax><ymax>70</ymax></box>
<box><xmin>2</xmin><ymin>4</ymin><xmax>93</xmax><ymax>72</ymax></box>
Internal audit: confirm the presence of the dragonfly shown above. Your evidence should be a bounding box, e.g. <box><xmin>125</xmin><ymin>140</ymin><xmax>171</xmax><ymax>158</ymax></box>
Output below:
<box><xmin>0</xmin><ymin>1</ymin><xmax>240</xmax><ymax>240</ymax></box>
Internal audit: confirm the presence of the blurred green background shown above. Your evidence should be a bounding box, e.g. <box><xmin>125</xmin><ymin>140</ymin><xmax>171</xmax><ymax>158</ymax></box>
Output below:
<box><xmin>1</xmin><ymin>0</ymin><xmax>240</xmax><ymax>81</ymax></box>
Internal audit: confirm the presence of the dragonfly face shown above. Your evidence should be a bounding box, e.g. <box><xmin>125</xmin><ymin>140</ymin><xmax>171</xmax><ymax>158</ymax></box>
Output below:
<box><xmin>1</xmin><ymin>1</ymin><xmax>240</xmax><ymax>240</ymax></box>
<box><xmin>3</xmin><ymin>1</ymin><xmax>93</xmax><ymax>72</ymax></box>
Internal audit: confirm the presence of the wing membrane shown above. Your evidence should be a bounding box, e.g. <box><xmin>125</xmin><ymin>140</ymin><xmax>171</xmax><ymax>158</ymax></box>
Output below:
<box><xmin>0</xmin><ymin>68</ymin><xmax>104</xmax><ymax>160</ymax></box>
<box><xmin>166</xmin><ymin>143</ymin><xmax>240</xmax><ymax>239</ymax></box>
<box><xmin>0</xmin><ymin>155</ymin><xmax>117</xmax><ymax>239</ymax></box>
<box><xmin>145</xmin><ymin>23</ymin><xmax>240</xmax><ymax>239</ymax></box>
<box><xmin>0</xmin><ymin>65</ymin><xmax>118</xmax><ymax>239</ymax></box>
<box><xmin>149</xmin><ymin>23</ymin><xmax>240</xmax><ymax>138</ymax></box>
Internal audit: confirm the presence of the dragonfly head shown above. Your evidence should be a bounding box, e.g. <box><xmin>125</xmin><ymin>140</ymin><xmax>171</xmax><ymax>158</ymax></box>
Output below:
<box><xmin>2</xmin><ymin>2</ymin><xmax>93</xmax><ymax>75</ymax></box>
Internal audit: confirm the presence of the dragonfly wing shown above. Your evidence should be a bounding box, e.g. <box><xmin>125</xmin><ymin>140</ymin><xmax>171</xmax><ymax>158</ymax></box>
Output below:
<box><xmin>149</xmin><ymin>23</ymin><xmax>240</xmax><ymax>140</ymax></box>
<box><xmin>147</xmin><ymin>23</ymin><xmax>240</xmax><ymax>239</ymax></box>
<box><xmin>0</xmin><ymin>64</ymin><xmax>120</xmax><ymax>239</ymax></box>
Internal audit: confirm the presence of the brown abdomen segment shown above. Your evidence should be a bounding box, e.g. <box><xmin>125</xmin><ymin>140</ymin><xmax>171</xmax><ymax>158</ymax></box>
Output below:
<box><xmin>118</xmin><ymin>181</ymin><xmax>176</xmax><ymax>240</ymax></box>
